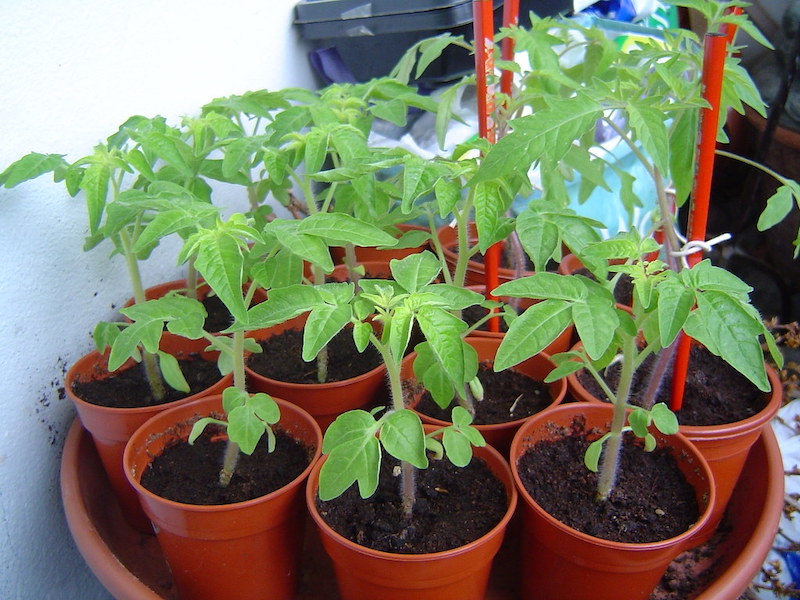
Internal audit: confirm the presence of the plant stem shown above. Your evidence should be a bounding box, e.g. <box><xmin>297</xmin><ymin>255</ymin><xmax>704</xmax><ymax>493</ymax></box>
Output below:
<box><xmin>639</xmin><ymin>339</ymin><xmax>679</xmax><ymax>410</ymax></box>
<box><xmin>119</xmin><ymin>228</ymin><xmax>166</xmax><ymax>402</ymax></box>
<box><xmin>451</xmin><ymin>191</ymin><xmax>475</xmax><ymax>288</ymax></box>
<box><xmin>373</xmin><ymin>334</ymin><xmax>417</xmax><ymax>518</ymax></box>
<box><xmin>596</xmin><ymin>335</ymin><xmax>636</xmax><ymax>501</ymax></box>
<box><xmin>220</xmin><ymin>327</ymin><xmax>247</xmax><ymax>487</ymax></box>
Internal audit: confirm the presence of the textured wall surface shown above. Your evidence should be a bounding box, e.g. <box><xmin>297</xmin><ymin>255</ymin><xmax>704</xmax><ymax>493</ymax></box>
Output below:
<box><xmin>0</xmin><ymin>2</ymin><xmax>314</xmax><ymax>597</ymax></box>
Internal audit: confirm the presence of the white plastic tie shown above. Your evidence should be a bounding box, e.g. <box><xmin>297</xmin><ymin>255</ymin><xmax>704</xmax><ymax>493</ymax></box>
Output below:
<box><xmin>669</xmin><ymin>232</ymin><xmax>732</xmax><ymax>268</ymax></box>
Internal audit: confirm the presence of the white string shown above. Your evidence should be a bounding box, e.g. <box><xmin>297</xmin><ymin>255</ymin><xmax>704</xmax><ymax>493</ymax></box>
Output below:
<box><xmin>669</xmin><ymin>232</ymin><xmax>732</xmax><ymax>268</ymax></box>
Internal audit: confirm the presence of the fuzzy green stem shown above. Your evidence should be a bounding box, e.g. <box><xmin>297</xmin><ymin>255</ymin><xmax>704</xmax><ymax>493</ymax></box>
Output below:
<box><xmin>372</xmin><ymin>333</ymin><xmax>416</xmax><ymax>517</ymax></box>
<box><xmin>219</xmin><ymin>440</ymin><xmax>241</xmax><ymax>487</ymax></box>
<box><xmin>596</xmin><ymin>335</ymin><xmax>637</xmax><ymax>501</ymax></box>
<box><xmin>426</xmin><ymin>212</ymin><xmax>453</xmax><ymax>285</ymax></box>
<box><xmin>185</xmin><ymin>255</ymin><xmax>199</xmax><ymax>300</ymax></box>
<box><xmin>342</xmin><ymin>243</ymin><xmax>362</xmax><ymax>290</ymax></box>
<box><xmin>451</xmin><ymin>191</ymin><xmax>475</xmax><ymax>289</ymax></box>
<box><xmin>119</xmin><ymin>228</ymin><xmax>166</xmax><ymax>402</ymax></box>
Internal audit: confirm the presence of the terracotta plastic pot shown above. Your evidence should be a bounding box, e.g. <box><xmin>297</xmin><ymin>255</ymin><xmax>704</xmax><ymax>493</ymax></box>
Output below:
<box><xmin>408</xmin><ymin>336</ymin><xmax>567</xmax><ymax>456</ymax></box>
<box><xmin>305</xmin><ymin>440</ymin><xmax>518</xmax><ymax>600</ymax></box>
<box><xmin>123</xmin><ymin>278</ymin><xmax>267</xmax><ymax>329</ymax></box>
<box><xmin>567</xmin><ymin>357</ymin><xmax>782</xmax><ymax>541</ymax></box>
<box><xmin>437</xmin><ymin>222</ymin><xmax>531</xmax><ymax>286</ymax></box>
<box><xmin>328</xmin><ymin>260</ymin><xmax>393</xmax><ymax>281</ymax></box>
<box><xmin>330</xmin><ymin>223</ymin><xmax>431</xmax><ymax>264</ymax></box>
<box><xmin>510</xmin><ymin>402</ymin><xmax>715</xmax><ymax>600</ymax></box>
<box><xmin>464</xmin><ymin>285</ymin><xmax>575</xmax><ymax>356</ymax></box>
<box><xmin>123</xmin><ymin>394</ymin><xmax>322</xmax><ymax>600</ymax></box>
<box><xmin>66</xmin><ymin>333</ymin><xmax>231</xmax><ymax>532</ymax></box>
<box><xmin>245</xmin><ymin>314</ymin><xmax>387</xmax><ymax>432</ymax></box>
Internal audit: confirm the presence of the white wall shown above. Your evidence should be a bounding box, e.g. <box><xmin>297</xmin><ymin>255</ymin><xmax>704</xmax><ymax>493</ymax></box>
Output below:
<box><xmin>0</xmin><ymin>2</ymin><xmax>316</xmax><ymax>597</ymax></box>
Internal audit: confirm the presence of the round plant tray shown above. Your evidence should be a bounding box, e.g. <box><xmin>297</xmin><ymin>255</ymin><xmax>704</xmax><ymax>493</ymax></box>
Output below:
<box><xmin>60</xmin><ymin>418</ymin><xmax>784</xmax><ymax>600</ymax></box>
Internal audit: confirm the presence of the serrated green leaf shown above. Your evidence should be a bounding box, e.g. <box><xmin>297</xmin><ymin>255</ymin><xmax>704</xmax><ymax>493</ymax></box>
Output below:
<box><xmin>571</xmin><ymin>289</ymin><xmax>618</xmax><ymax>360</ymax></box>
<box><xmin>298</xmin><ymin>212</ymin><xmax>398</xmax><ymax>248</ymax></box>
<box><xmin>319</xmin><ymin>435</ymin><xmax>381</xmax><ymax>500</ymax></box>
<box><xmin>302</xmin><ymin>304</ymin><xmax>352</xmax><ymax>362</ymax></box>
<box><xmin>657</xmin><ymin>278</ymin><xmax>694</xmax><ymax>346</ymax></box>
<box><xmin>0</xmin><ymin>152</ymin><xmax>67</xmax><ymax>188</ymax></box>
<box><xmin>495</xmin><ymin>299</ymin><xmax>573</xmax><ymax>370</ymax></box>
<box><xmin>247</xmin><ymin>284</ymin><xmax>321</xmax><ymax>328</ymax></box>
<box><xmin>494</xmin><ymin>272</ymin><xmax>587</xmax><ymax>301</ymax></box>
<box><xmin>390</xmin><ymin>251</ymin><xmax>441</xmax><ymax>293</ymax></box>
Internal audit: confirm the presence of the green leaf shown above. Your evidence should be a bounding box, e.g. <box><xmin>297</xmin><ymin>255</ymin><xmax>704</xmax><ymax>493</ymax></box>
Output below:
<box><xmin>320</xmin><ymin>410</ymin><xmax>381</xmax><ymax>499</ymax></box>
<box><xmin>157</xmin><ymin>351</ymin><xmax>190</xmax><ymax>393</ymax></box>
<box><xmin>0</xmin><ymin>152</ymin><xmax>67</xmax><ymax>188</ymax></box>
<box><xmin>757</xmin><ymin>184</ymin><xmax>796</xmax><ymax>231</ymax></box>
<box><xmin>107</xmin><ymin>320</ymin><xmax>163</xmax><ymax>371</ymax></box>
<box><xmin>380</xmin><ymin>410</ymin><xmax>427</xmax><ymax>468</ymax></box>
<box><xmin>192</xmin><ymin>231</ymin><xmax>248</xmax><ymax>325</ymax></box>
<box><xmin>571</xmin><ymin>287</ymin><xmax>618</xmax><ymax>360</ymax></box>
<box><xmin>80</xmin><ymin>163</ymin><xmax>110</xmax><ymax>233</ymax></box>
<box><xmin>227</xmin><ymin>404</ymin><xmax>266</xmax><ymax>455</ymax></box>
<box><xmin>304</xmin><ymin>128</ymin><xmax>329</xmax><ymax>174</ymax></box>
<box><xmin>584</xmin><ymin>434</ymin><xmax>610</xmax><ymax>472</ymax></box>
<box><xmin>686</xmin><ymin>290</ymin><xmax>769</xmax><ymax>391</ymax></box>
<box><xmin>651</xmin><ymin>403</ymin><xmax>679</xmax><ymax>435</ymax></box>
<box><xmin>297</xmin><ymin>212</ymin><xmax>398</xmax><ymax>248</ymax></box>
<box><xmin>390</xmin><ymin>251</ymin><xmax>441</xmax><ymax>293</ymax></box>
<box><xmin>656</xmin><ymin>278</ymin><xmax>694</xmax><ymax>346</ymax></box>
<box><xmin>250</xmin><ymin>392</ymin><xmax>280</xmax><ymax>424</ymax></box>
<box><xmin>441</xmin><ymin>428</ymin><xmax>473</xmax><ymax>467</ymax></box>
<box><xmin>247</xmin><ymin>284</ymin><xmax>321</xmax><ymax>328</ymax></box>
<box><xmin>494</xmin><ymin>272</ymin><xmax>587</xmax><ymax>301</ymax></box>
<box><xmin>515</xmin><ymin>215</ymin><xmax>560</xmax><ymax>272</ymax></box>
<box><xmin>627</xmin><ymin>104</ymin><xmax>669</xmax><ymax>175</ymax></box>
<box><xmin>302</xmin><ymin>304</ymin><xmax>352</xmax><ymax>361</ymax></box>
<box><xmin>495</xmin><ymin>299</ymin><xmax>573</xmax><ymax>370</ymax></box>
<box><xmin>628</xmin><ymin>408</ymin><xmax>651</xmax><ymax>438</ymax></box>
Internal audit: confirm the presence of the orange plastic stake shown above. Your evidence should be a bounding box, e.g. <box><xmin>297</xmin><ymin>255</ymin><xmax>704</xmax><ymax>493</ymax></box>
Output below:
<box><xmin>670</xmin><ymin>33</ymin><xmax>729</xmax><ymax>410</ymax></box>
<box><xmin>473</xmin><ymin>0</ymin><xmax>501</xmax><ymax>331</ymax></box>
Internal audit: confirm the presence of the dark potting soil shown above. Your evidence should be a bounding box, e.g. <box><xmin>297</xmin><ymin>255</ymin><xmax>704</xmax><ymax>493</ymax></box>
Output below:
<box><xmin>247</xmin><ymin>327</ymin><xmax>382</xmax><ymax>384</ymax></box>
<box><xmin>140</xmin><ymin>424</ymin><xmax>312</xmax><ymax>505</ymax></box>
<box><xmin>575</xmin><ymin>345</ymin><xmax>768</xmax><ymax>426</ymax></box>
<box><xmin>649</xmin><ymin>519</ymin><xmax>731</xmax><ymax>600</ymax></box>
<box><xmin>516</xmin><ymin>415</ymin><xmax>699</xmax><ymax>543</ymax></box>
<box><xmin>315</xmin><ymin>452</ymin><xmax>508</xmax><ymax>553</ymax></box>
<box><xmin>463</xmin><ymin>304</ymin><xmax>511</xmax><ymax>333</ymax></box>
<box><xmin>72</xmin><ymin>356</ymin><xmax>222</xmax><ymax>409</ymax></box>
<box><xmin>574</xmin><ymin>267</ymin><xmax>634</xmax><ymax>306</ymax></box>
<box><xmin>201</xmin><ymin>293</ymin><xmax>235</xmax><ymax>333</ymax></box>
<box><xmin>414</xmin><ymin>361</ymin><xmax>553</xmax><ymax>424</ymax></box>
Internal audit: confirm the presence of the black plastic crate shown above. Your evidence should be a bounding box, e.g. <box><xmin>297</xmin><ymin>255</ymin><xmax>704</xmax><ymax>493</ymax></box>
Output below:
<box><xmin>295</xmin><ymin>0</ymin><xmax>574</xmax><ymax>84</ymax></box>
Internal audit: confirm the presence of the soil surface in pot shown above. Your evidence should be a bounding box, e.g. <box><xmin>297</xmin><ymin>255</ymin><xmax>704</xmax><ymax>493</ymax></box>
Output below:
<box><xmin>463</xmin><ymin>304</ymin><xmax>511</xmax><ymax>333</ymax></box>
<box><xmin>516</xmin><ymin>415</ymin><xmax>699</xmax><ymax>543</ymax></box>
<box><xmin>414</xmin><ymin>362</ymin><xmax>552</xmax><ymax>424</ymax></box>
<box><xmin>573</xmin><ymin>267</ymin><xmax>634</xmax><ymax>306</ymax></box>
<box><xmin>316</xmin><ymin>452</ymin><xmax>507</xmax><ymax>553</ymax></box>
<box><xmin>72</xmin><ymin>357</ymin><xmax>222</xmax><ymax>409</ymax></box>
<box><xmin>201</xmin><ymin>294</ymin><xmax>236</xmax><ymax>333</ymax></box>
<box><xmin>247</xmin><ymin>327</ymin><xmax>382</xmax><ymax>384</ymax></box>
<box><xmin>575</xmin><ymin>345</ymin><xmax>767</xmax><ymax>426</ymax></box>
<box><xmin>140</xmin><ymin>425</ymin><xmax>311</xmax><ymax>504</ymax></box>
